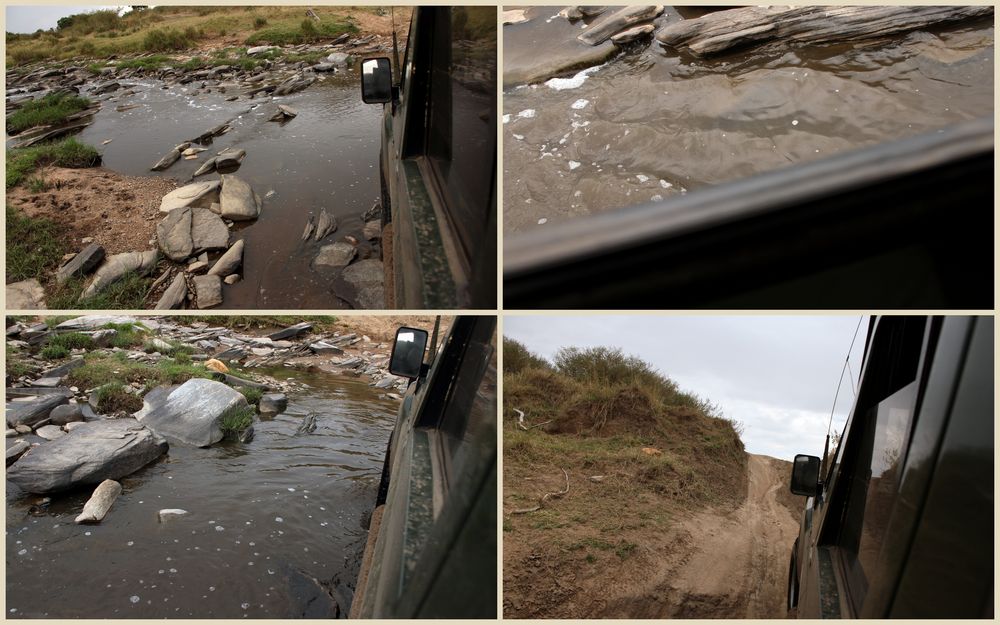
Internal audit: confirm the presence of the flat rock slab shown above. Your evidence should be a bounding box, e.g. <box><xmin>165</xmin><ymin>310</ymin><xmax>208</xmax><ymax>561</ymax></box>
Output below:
<box><xmin>136</xmin><ymin>378</ymin><xmax>249</xmax><ymax>447</ymax></box>
<box><xmin>219</xmin><ymin>175</ymin><xmax>261</xmax><ymax>221</ymax></box>
<box><xmin>342</xmin><ymin>259</ymin><xmax>386</xmax><ymax>309</ymax></box>
<box><xmin>6</xmin><ymin>419</ymin><xmax>167</xmax><ymax>494</ymax></box>
<box><xmin>313</xmin><ymin>242</ymin><xmax>356</xmax><ymax>269</ymax></box>
<box><xmin>81</xmin><ymin>250</ymin><xmax>159</xmax><ymax>301</ymax></box>
<box><xmin>504</xmin><ymin>8</ymin><xmax>618</xmax><ymax>86</ymax></box>
<box><xmin>157</xmin><ymin>207</ymin><xmax>230</xmax><ymax>261</ymax></box>
<box><xmin>6</xmin><ymin>393</ymin><xmax>69</xmax><ymax>428</ymax></box>
<box><xmin>160</xmin><ymin>180</ymin><xmax>221</xmax><ymax>213</ymax></box>
<box><xmin>268</xmin><ymin>322</ymin><xmax>313</xmax><ymax>341</ymax></box>
<box><xmin>6</xmin><ymin>440</ymin><xmax>30</xmax><ymax>466</ymax></box>
<box><xmin>155</xmin><ymin>273</ymin><xmax>188</xmax><ymax>310</ymax></box>
<box><xmin>193</xmin><ymin>274</ymin><xmax>223</xmax><ymax>309</ymax></box>
<box><xmin>36</xmin><ymin>424</ymin><xmax>66</xmax><ymax>440</ymax></box>
<box><xmin>207</xmin><ymin>240</ymin><xmax>244</xmax><ymax>277</ymax></box>
<box><xmin>56</xmin><ymin>243</ymin><xmax>106</xmax><ymax>285</ymax></box>
<box><xmin>56</xmin><ymin>315</ymin><xmax>142</xmax><ymax>331</ymax></box>
<box><xmin>6</xmin><ymin>279</ymin><xmax>46</xmax><ymax>309</ymax></box>
<box><xmin>578</xmin><ymin>5</ymin><xmax>663</xmax><ymax>45</ymax></box>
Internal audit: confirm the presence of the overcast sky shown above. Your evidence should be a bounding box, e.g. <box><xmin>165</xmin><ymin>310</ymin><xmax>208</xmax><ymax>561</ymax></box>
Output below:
<box><xmin>5</xmin><ymin>6</ymin><xmax>123</xmax><ymax>34</ymax></box>
<box><xmin>504</xmin><ymin>315</ymin><xmax>869</xmax><ymax>461</ymax></box>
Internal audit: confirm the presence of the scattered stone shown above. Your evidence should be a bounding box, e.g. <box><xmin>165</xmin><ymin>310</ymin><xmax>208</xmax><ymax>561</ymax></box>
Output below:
<box><xmin>246</xmin><ymin>45</ymin><xmax>276</xmax><ymax>56</ymax></box>
<box><xmin>6</xmin><ymin>393</ymin><xmax>69</xmax><ymax>428</ymax></box>
<box><xmin>502</xmin><ymin>8</ymin><xmax>530</xmax><ymax>24</ymax></box>
<box><xmin>92</xmin><ymin>81</ymin><xmax>120</xmax><ymax>95</ymax></box>
<box><xmin>154</xmin><ymin>273</ymin><xmax>188</xmax><ymax>310</ymax></box>
<box><xmin>268</xmin><ymin>322</ymin><xmax>312</xmax><ymax>341</ymax></box>
<box><xmin>309</xmin><ymin>341</ymin><xmax>344</xmax><ymax>355</ymax></box>
<box><xmin>182</xmin><ymin>147</ymin><xmax>207</xmax><ymax>157</ymax></box>
<box><xmin>259</xmin><ymin>393</ymin><xmax>288</xmax><ymax>414</ymax></box>
<box><xmin>6</xmin><ymin>279</ymin><xmax>46</xmax><ymax>309</ymax></box>
<box><xmin>214</xmin><ymin>348</ymin><xmax>246</xmax><ymax>361</ymax></box>
<box><xmin>81</xmin><ymin>250</ymin><xmax>159</xmax><ymax>301</ymax></box>
<box><xmin>268</xmin><ymin>105</ymin><xmax>298</xmax><ymax>121</ymax></box>
<box><xmin>31</xmin><ymin>377</ymin><xmax>63</xmax><ymax>388</ymax></box>
<box><xmin>136</xmin><ymin>378</ymin><xmax>250</xmax><ymax>447</ymax></box>
<box><xmin>325</xmin><ymin>52</ymin><xmax>353</xmax><ymax>66</ymax></box>
<box><xmin>224</xmin><ymin>274</ymin><xmax>241</xmax><ymax>285</ymax></box>
<box><xmin>6</xmin><ymin>419</ymin><xmax>167</xmax><ymax>494</ymax></box>
<box><xmin>15</xmin><ymin>425</ymin><xmax>33</xmax><ymax>435</ymax></box>
<box><xmin>219</xmin><ymin>175</ymin><xmax>261</xmax><ymax>221</ymax></box>
<box><xmin>301</xmin><ymin>215</ymin><xmax>315</xmax><ymax>241</ymax></box>
<box><xmin>48</xmin><ymin>404</ymin><xmax>84</xmax><ymax>426</ymax></box>
<box><xmin>314</xmin><ymin>208</ymin><xmax>337</xmax><ymax>241</ymax></box>
<box><xmin>193</xmin><ymin>275</ymin><xmax>223</xmax><ymax>309</ymax></box>
<box><xmin>158</xmin><ymin>508</ymin><xmax>189</xmax><ymax>522</ymax></box>
<box><xmin>187</xmin><ymin>260</ymin><xmax>209</xmax><ymax>273</ymax></box>
<box><xmin>193</xmin><ymin>157</ymin><xmax>218</xmax><ymax>177</ymax></box>
<box><xmin>6</xmin><ymin>440</ymin><xmax>30</xmax><ymax>466</ymax></box>
<box><xmin>56</xmin><ymin>243</ymin><xmax>106</xmax><ymax>285</ymax></box>
<box><xmin>74</xmin><ymin>479</ymin><xmax>122</xmax><ymax>524</ymax></box>
<box><xmin>342</xmin><ymin>259</ymin><xmax>385</xmax><ymax>309</ymax></box>
<box><xmin>150</xmin><ymin>142</ymin><xmax>191</xmax><ymax>171</ymax></box>
<box><xmin>160</xmin><ymin>180</ymin><xmax>221</xmax><ymax>213</ymax></box>
<box><xmin>216</xmin><ymin>148</ymin><xmax>246</xmax><ymax>171</ymax></box>
<box><xmin>6</xmin><ymin>429</ymin><xmax>16</xmax><ymax>438</ymax></box>
<box><xmin>363</xmin><ymin>220</ymin><xmax>381</xmax><ymax>241</ymax></box>
<box><xmin>149</xmin><ymin>337</ymin><xmax>174</xmax><ymax>353</ymax></box>
<box><xmin>313</xmin><ymin>242</ymin><xmax>356</xmax><ymax>269</ymax></box>
<box><xmin>207</xmin><ymin>240</ymin><xmax>244</xmax><ymax>276</ymax></box>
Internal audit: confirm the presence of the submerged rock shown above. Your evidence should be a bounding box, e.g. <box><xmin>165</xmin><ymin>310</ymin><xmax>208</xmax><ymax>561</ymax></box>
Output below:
<box><xmin>259</xmin><ymin>393</ymin><xmax>288</xmax><ymax>414</ymax></box>
<box><xmin>136</xmin><ymin>378</ymin><xmax>249</xmax><ymax>447</ymax></box>
<box><xmin>6</xmin><ymin>419</ymin><xmax>167</xmax><ymax>494</ymax></box>
<box><xmin>342</xmin><ymin>259</ymin><xmax>385</xmax><ymax>309</ymax></box>
<box><xmin>313</xmin><ymin>242</ymin><xmax>356</xmax><ymax>269</ymax></box>
<box><xmin>314</xmin><ymin>209</ymin><xmax>337</xmax><ymax>241</ymax></box>
<box><xmin>74</xmin><ymin>479</ymin><xmax>122</xmax><ymax>524</ymax></box>
<box><xmin>193</xmin><ymin>156</ymin><xmax>218</xmax><ymax>177</ymax></box>
<box><xmin>216</xmin><ymin>148</ymin><xmax>246</xmax><ymax>172</ymax></box>
<box><xmin>158</xmin><ymin>508</ymin><xmax>189</xmax><ymax>521</ymax></box>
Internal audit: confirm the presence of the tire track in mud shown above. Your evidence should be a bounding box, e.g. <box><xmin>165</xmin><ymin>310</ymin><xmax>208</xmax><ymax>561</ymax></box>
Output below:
<box><xmin>666</xmin><ymin>454</ymin><xmax>800</xmax><ymax>618</ymax></box>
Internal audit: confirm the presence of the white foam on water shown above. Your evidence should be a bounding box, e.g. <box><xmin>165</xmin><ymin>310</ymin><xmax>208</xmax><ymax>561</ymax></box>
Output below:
<box><xmin>568</xmin><ymin>161</ymin><xmax>581</xmax><ymax>170</ymax></box>
<box><xmin>545</xmin><ymin>65</ymin><xmax>602</xmax><ymax>91</ymax></box>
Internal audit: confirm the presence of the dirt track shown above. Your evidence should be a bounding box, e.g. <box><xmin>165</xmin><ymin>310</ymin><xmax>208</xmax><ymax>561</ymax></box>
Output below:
<box><xmin>665</xmin><ymin>454</ymin><xmax>800</xmax><ymax>618</ymax></box>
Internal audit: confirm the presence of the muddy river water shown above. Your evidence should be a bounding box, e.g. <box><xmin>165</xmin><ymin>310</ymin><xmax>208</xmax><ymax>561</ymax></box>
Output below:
<box><xmin>76</xmin><ymin>70</ymin><xmax>382</xmax><ymax>309</ymax></box>
<box><xmin>503</xmin><ymin>7</ymin><xmax>994</xmax><ymax>234</ymax></box>
<box><xmin>6</xmin><ymin>369</ymin><xmax>397</xmax><ymax>618</ymax></box>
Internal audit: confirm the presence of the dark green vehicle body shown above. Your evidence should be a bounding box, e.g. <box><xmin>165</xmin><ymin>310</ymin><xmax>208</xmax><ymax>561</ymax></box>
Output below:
<box><xmin>376</xmin><ymin>6</ymin><xmax>497</xmax><ymax>309</ymax></box>
<box><xmin>352</xmin><ymin>316</ymin><xmax>496</xmax><ymax>618</ymax></box>
<box><xmin>788</xmin><ymin>316</ymin><xmax>993</xmax><ymax>618</ymax></box>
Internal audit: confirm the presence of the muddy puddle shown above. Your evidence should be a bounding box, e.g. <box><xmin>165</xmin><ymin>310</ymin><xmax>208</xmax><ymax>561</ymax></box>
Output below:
<box><xmin>59</xmin><ymin>71</ymin><xmax>379</xmax><ymax>308</ymax></box>
<box><xmin>503</xmin><ymin>7</ymin><xmax>994</xmax><ymax>234</ymax></box>
<box><xmin>6</xmin><ymin>369</ymin><xmax>397</xmax><ymax>618</ymax></box>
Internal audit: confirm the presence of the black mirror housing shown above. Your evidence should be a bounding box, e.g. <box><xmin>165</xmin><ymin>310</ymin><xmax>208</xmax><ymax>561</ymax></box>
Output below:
<box><xmin>790</xmin><ymin>454</ymin><xmax>821</xmax><ymax>497</ymax></box>
<box><xmin>361</xmin><ymin>57</ymin><xmax>393</xmax><ymax>104</ymax></box>
<box><xmin>389</xmin><ymin>327</ymin><xmax>429</xmax><ymax>380</ymax></box>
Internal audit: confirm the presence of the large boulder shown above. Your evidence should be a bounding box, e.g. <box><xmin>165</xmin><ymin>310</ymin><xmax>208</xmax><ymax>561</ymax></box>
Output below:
<box><xmin>135</xmin><ymin>378</ymin><xmax>249</xmax><ymax>447</ymax></box>
<box><xmin>6</xmin><ymin>393</ymin><xmax>69</xmax><ymax>428</ymax></box>
<box><xmin>80</xmin><ymin>250</ymin><xmax>160</xmax><ymax>301</ymax></box>
<box><xmin>5</xmin><ymin>419</ymin><xmax>167</xmax><ymax>494</ymax></box>
<box><xmin>219</xmin><ymin>175</ymin><xmax>261</xmax><ymax>221</ymax></box>
<box><xmin>342</xmin><ymin>259</ymin><xmax>385</xmax><ymax>309</ymax></box>
<box><xmin>157</xmin><ymin>207</ymin><xmax>229</xmax><ymax>261</ymax></box>
<box><xmin>56</xmin><ymin>315</ymin><xmax>143</xmax><ymax>331</ymax></box>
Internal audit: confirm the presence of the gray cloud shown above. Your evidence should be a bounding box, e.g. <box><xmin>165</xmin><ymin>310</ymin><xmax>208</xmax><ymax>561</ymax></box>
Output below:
<box><xmin>503</xmin><ymin>315</ymin><xmax>867</xmax><ymax>461</ymax></box>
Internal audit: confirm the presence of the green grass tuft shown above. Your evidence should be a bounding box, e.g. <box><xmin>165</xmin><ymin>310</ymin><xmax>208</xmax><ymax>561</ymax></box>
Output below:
<box><xmin>93</xmin><ymin>381</ymin><xmax>143</xmax><ymax>413</ymax></box>
<box><xmin>220</xmin><ymin>404</ymin><xmax>255</xmax><ymax>435</ymax></box>
<box><xmin>7</xmin><ymin>137</ymin><xmax>101</xmax><ymax>189</ymax></box>
<box><xmin>238</xmin><ymin>386</ymin><xmax>263</xmax><ymax>406</ymax></box>
<box><xmin>48</xmin><ymin>331</ymin><xmax>95</xmax><ymax>351</ymax></box>
<box><xmin>47</xmin><ymin>273</ymin><xmax>153</xmax><ymax>310</ymax></box>
<box><xmin>40</xmin><ymin>344</ymin><xmax>70</xmax><ymax>360</ymax></box>
<box><xmin>6</xmin><ymin>206</ymin><xmax>66</xmax><ymax>282</ymax></box>
<box><xmin>7</xmin><ymin>92</ymin><xmax>93</xmax><ymax>134</ymax></box>
<box><xmin>244</xmin><ymin>19</ymin><xmax>356</xmax><ymax>46</ymax></box>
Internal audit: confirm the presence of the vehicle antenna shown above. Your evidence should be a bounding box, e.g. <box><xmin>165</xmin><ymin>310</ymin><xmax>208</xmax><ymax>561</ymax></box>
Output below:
<box><xmin>821</xmin><ymin>316</ymin><xmax>865</xmax><ymax>478</ymax></box>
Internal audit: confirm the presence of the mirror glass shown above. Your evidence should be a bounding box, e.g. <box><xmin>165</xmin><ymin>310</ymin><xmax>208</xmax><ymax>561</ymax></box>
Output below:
<box><xmin>389</xmin><ymin>326</ymin><xmax>428</xmax><ymax>379</ymax></box>
<box><xmin>361</xmin><ymin>57</ymin><xmax>393</xmax><ymax>104</ymax></box>
<box><xmin>790</xmin><ymin>454</ymin><xmax>821</xmax><ymax>496</ymax></box>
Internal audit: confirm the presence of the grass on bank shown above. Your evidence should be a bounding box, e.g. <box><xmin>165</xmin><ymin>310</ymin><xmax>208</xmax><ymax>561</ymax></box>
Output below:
<box><xmin>6</xmin><ymin>92</ymin><xmax>93</xmax><ymax>134</ymax></box>
<box><xmin>45</xmin><ymin>273</ymin><xmax>154</xmax><ymax>311</ymax></box>
<box><xmin>7</xmin><ymin>137</ymin><xmax>101</xmax><ymax>189</ymax></box>
<box><xmin>6</xmin><ymin>206</ymin><xmax>65</xmax><ymax>282</ymax></box>
<box><xmin>220</xmin><ymin>404</ymin><xmax>256</xmax><ymax>435</ymax></box>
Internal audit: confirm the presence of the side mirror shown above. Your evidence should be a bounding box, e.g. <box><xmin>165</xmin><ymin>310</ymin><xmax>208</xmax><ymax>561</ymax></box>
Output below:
<box><xmin>361</xmin><ymin>57</ymin><xmax>393</xmax><ymax>104</ymax></box>
<box><xmin>790</xmin><ymin>454</ymin><xmax>821</xmax><ymax>496</ymax></box>
<box><xmin>389</xmin><ymin>327</ymin><xmax>428</xmax><ymax>380</ymax></box>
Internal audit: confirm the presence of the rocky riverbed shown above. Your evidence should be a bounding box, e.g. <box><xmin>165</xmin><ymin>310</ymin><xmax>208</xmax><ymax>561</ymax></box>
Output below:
<box><xmin>7</xmin><ymin>34</ymin><xmax>394</xmax><ymax>309</ymax></box>
<box><xmin>5</xmin><ymin>315</ymin><xmax>429</xmax><ymax>617</ymax></box>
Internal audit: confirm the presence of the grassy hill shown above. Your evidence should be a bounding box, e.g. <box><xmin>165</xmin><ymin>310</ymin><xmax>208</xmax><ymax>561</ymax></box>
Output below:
<box><xmin>5</xmin><ymin>6</ymin><xmax>397</xmax><ymax>67</ymax></box>
<box><xmin>503</xmin><ymin>338</ymin><xmax>749</xmax><ymax>617</ymax></box>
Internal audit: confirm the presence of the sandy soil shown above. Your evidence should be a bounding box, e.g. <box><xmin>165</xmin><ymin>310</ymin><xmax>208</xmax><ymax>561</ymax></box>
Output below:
<box><xmin>503</xmin><ymin>453</ymin><xmax>801</xmax><ymax>619</ymax></box>
<box><xmin>7</xmin><ymin>166</ymin><xmax>178</xmax><ymax>257</ymax></box>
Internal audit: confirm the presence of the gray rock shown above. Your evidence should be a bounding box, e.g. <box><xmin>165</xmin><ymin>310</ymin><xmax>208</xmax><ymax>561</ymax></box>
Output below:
<box><xmin>207</xmin><ymin>239</ymin><xmax>244</xmax><ymax>276</ymax></box>
<box><xmin>269</xmin><ymin>104</ymin><xmax>298</xmax><ymax>121</ymax></box>
<box><xmin>36</xmin><ymin>424</ymin><xmax>66</xmax><ymax>440</ymax></box>
<box><xmin>6</xmin><ymin>419</ymin><xmax>167</xmax><ymax>494</ymax></box>
<box><xmin>92</xmin><ymin>81</ymin><xmax>120</xmax><ymax>95</ymax></box>
<box><xmin>224</xmin><ymin>274</ymin><xmax>241</xmax><ymax>285</ymax></box>
<box><xmin>48</xmin><ymin>404</ymin><xmax>84</xmax><ymax>426</ymax></box>
<box><xmin>309</xmin><ymin>341</ymin><xmax>344</xmax><ymax>355</ymax></box>
<box><xmin>148</xmin><ymin>337</ymin><xmax>174</xmax><ymax>353</ymax></box>
<box><xmin>81</xmin><ymin>250</ymin><xmax>160</xmax><ymax>301</ymax></box>
<box><xmin>6</xmin><ymin>440</ymin><xmax>30</xmax><ymax>466</ymax></box>
<box><xmin>155</xmin><ymin>273</ymin><xmax>188</xmax><ymax>310</ymax></box>
<box><xmin>151</xmin><ymin>148</ymin><xmax>182</xmax><ymax>171</ymax></box>
<box><xmin>246</xmin><ymin>45</ymin><xmax>275</xmax><ymax>56</ymax></box>
<box><xmin>216</xmin><ymin>148</ymin><xmax>246</xmax><ymax>171</ymax></box>
<box><xmin>578</xmin><ymin>5</ymin><xmax>663</xmax><ymax>45</ymax></box>
<box><xmin>325</xmin><ymin>52</ymin><xmax>353</xmax><ymax>66</ymax></box>
<box><xmin>363</xmin><ymin>220</ymin><xmax>381</xmax><ymax>241</ymax></box>
<box><xmin>186</xmin><ymin>260</ymin><xmax>209</xmax><ymax>273</ymax></box>
<box><xmin>341</xmin><ymin>259</ymin><xmax>385</xmax><ymax>309</ymax></box>
<box><xmin>31</xmin><ymin>377</ymin><xmax>64</xmax><ymax>388</ymax></box>
<box><xmin>374</xmin><ymin>375</ymin><xmax>400</xmax><ymax>389</ymax></box>
<box><xmin>193</xmin><ymin>274</ymin><xmax>223</xmax><ymax>309</ymax></box>
<box><xmin>137</xmin><ymin>378</ymin><xmax>249</xmax><ymax>447</ymax></box>
<box><xmin>312</xmin><ymin>63</ymin><xmax>336</xmax><ymax>72</ymax></box>
<box><xmin>160</xmin><ymin>180</ymin><xmax>221</xmax><ymax>213</ymax></box>
<box><xmin>6</xmin><ymin>429</ymin><xmax>16</xmax><ymax>438</ymax></box>
<box><xmin>74</xmin><ymin>479</ymin><xmax>122</xmax><ymax>524</ymax></box>
<box><xmin>6</xmin><ymin>279</ymin><xmax>46</xmax><ymax>309</ymax></box>
<box><xmin>215</xmin><ymin>347</ymin><xmax>247</xmax><ymax>361</ymax></box>
<box><xmin>40</xmin><ymin>358</ymin><xmax>85</xmax><ymax>381</ymax></box>
<box><xmin>259</xmin><ymin>393</ymin><xmax>288</xmax><ymax>414</ymax></box>
<box><xmin>193</xmin><ymin>156</ymin><xmax>218</xmax><ymax>177</ymax></box>
<box><xmin>219</xmin><ymin>175</ymin><xmax>261</xmax><ymax>221</ymax></box>
<box><xmin>56</xmin><ymin>243</ymin><xmax>106</xmax><ymax>284</ymax></box>
<box><xmin>314</xmin><ymin>208</ymin><xmax>337</xmax><ymax>240</ymax></box>
<box><xmin>6</xmin><ymin>394</ymin><xmax>69</xmax><ymax>427</ymax></box>
<box><xmin>611</xmin><ymin>23</ymin><xmax>655</xmax><ymax>44</ymax></box>
<box><xmin>191</xmin><ymin>207</ymin><xmax>230</xmax><ymax>252</ymax></box>
<box><xmin>14</xmin><ymin>424</ymin><xmax>33</xmax><ymax>435</ymax></box>
<box><xmin>156</xmin><ymin>206</ymin><xmax>194</xmax><ymax>261</ymax></box>
<box><xmin>56</xmin><ymin>315</ymin><xmax>141</xmax><ymax>331</ymax></box>
<box><xmin>268</xmin><ymin>322</ymin><xmax>312</xmax><ymax>341</ymax></box>
<box><xmin>313</xmin><ymin>242</ymin><xmax>356</xmax><ymax>269</ymax></box>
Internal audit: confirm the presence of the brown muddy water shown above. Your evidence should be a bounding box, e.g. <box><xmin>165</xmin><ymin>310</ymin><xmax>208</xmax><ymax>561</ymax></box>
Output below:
<box><xmin>75</xmin><ymin>71</ymin><xmax>382</xmax><ymax>309</ymax></box>
<box><xmin>502</xmin><ymin>7</ymin><xmax>994</xmax><ymax>234</ymax></box>
<box><xmin>6</xmin><ymin>369</ymin><xmax>397</xmax><ymax>618</ymax></box>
